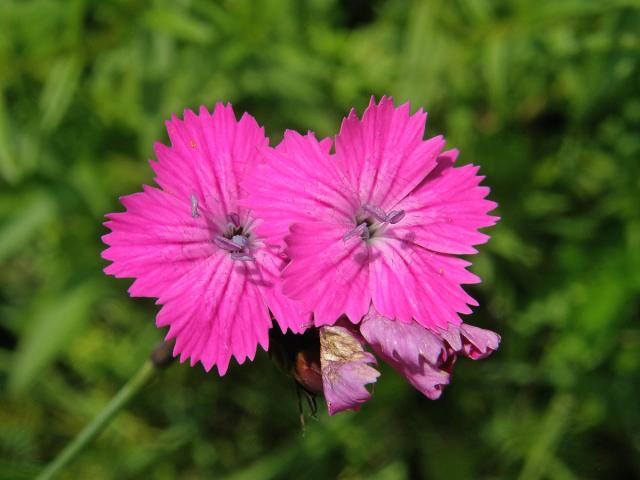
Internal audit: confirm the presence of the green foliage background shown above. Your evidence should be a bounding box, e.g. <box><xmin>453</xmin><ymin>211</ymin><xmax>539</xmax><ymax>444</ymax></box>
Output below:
<box><xmin>1</xmin><ymin>0</ymin><xmax>639</xmax><ymax>478</ymax></box>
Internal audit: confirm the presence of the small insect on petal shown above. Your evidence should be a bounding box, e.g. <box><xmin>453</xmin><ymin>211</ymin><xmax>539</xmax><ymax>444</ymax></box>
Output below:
<box><xmin>190</xmin><ymin>193</ymin><xmax>200</xmax><ymax>218</ymax></box>
<box><xmin>386</xmin><ymin>210</ymin><xmax>405</xmax><ymax>224</ymax></box>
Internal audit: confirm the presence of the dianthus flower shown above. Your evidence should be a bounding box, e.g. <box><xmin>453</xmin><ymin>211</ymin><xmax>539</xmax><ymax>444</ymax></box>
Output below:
<box><xmin>102</xmin><ymin>104</ymin><xmax>308</xmax><ymax>375</ymax></box>
<box><xmin>245</xmin><ymin>97</ymin><xmax>498</xmax><ymax>330</ymax></box>
<box><xmin>245</xmin><ymin>97</ymin><xmax>500</xmax><ymax>413</ymax></box>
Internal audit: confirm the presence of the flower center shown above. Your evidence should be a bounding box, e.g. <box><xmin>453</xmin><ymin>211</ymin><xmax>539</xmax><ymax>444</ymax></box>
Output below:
<box><xmin>213</xmin><ymin>213</ymin><xmax>254</xmax><ymax>261</ymax></box>
<box><xmin>343</xmin><ymin>204</ymin><xmax>405</xmax><ymax>242</ymax></box>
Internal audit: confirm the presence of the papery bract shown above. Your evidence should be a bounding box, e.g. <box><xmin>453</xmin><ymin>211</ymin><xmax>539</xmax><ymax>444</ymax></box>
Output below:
<box><xmin>319</xmin><ymin>324</ymin><xmax>380</xmax><ymax>415</ymax></box>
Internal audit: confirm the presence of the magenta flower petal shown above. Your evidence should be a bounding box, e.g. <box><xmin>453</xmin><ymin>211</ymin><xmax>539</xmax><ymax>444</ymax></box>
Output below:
<box><xmin>154</xmin><ymin>252</ymin><xmax>271</xmax><ymax>375</ymax></box>
<box><xmin>244</xmin><ymin>97</ymin><xmax>498</xmax><ymax>329</ymax></box>
<box><xmin>242</xmin><ymin>131</ymin><xmax>357</xmax><ymax>247</ymax></box>
<box><xmin>359</xmin><ymin>308</ymin><xmax>445</xmax><ymax>368</ymax></box>
<box><xmin>370</xmin><ymin>237</ymin><xmax>481</xmax><ymax>330</ymax></box>
<box><xmin>254</xmin><ymin>246</ymin><xmax>311</xmax><ymax>334</ymax></box>
<box><xmin>151</xmin><ymin>104</ymin><xmax>267</xmax><ymax>219</ymax></box>
<box><xmin>319</xmin><ymin>324</ymin><xmax>380</xmax><ymax>415</ymax></box>
<box><xmin>389</xmin><ymin>149</ymin><xmax>500</xmax><ymax>255</ymax></box>
<box><xmin>360</xmin><ymin>308</ymin><xmax>451</xmax><ymax>399</ymax></box>
<box><xmin>360</xmin><ymin>307</ymin><xmax>499</xmax><ymax>400</ymax></box>
<box><xmin>402</xmin><ymin>364</ymin><xmax>452</xmax><ymax>400</ymax></box>
<box><xmin>102</xmin><ymin>185</ymin><xmax>215</xmax><ymax>299</ymax></box>
<box><xmin>102</xmin><ymin>104</ymin><xmax>309</xmax><ymax>374</ymax></box>
<box><xmin>335</xmin><ymin>97</ymin><xmax>444</xmax><ymax>210</ymax></box>
<box><xmin>440</xmin><ymin>323</ymin><xmax>501</xmax><ymax>360</ymax></box>
<box><xmin>282</xmin><ymin>222</ymin><xmax>371</xmax><ymax>325</ymax></box>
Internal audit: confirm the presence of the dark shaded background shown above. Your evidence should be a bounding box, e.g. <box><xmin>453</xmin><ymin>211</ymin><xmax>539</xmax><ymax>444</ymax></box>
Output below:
<box><xmin>1</xmin><ymin>0</ymin><xmax>639</xmax><ymax>478</ymax></box>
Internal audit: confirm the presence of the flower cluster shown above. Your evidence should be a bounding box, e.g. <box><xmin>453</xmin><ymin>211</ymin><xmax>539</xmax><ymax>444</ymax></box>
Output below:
<box><xmin>102</xmin><ymin>97</ymin><xmax>499</xmax><ymax>414</ymax></box>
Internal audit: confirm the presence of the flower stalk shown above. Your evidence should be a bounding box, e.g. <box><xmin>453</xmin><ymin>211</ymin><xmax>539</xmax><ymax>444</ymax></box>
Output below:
<box><xmin>36</xmin><ymin>340</ymin><xmax>174</xmax><ymax>480</ymax></box>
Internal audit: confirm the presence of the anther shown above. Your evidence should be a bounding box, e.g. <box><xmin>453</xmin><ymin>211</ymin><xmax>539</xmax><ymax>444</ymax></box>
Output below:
<box><xmin>386</xmin><ymin>210</ymin><xmax>405</xmax><ymax>224</ymax></box>
<box><xmin>231</xmin><ymin>235</ymin><xmax>248</xmax><ymax>248</ymax></box>
<box><xmin>362</xmin><ymin>204</ymin><xmax>405</xmax><ymax>225</ymax></box>
<box><xmin>343</xmin><ymin>223</ymin><xmax>369</xmax><ymax>242</ymax></box>
<box><xmin>214</xmin><ymin>234</ymin><xmax>254</xmax><ymax>262</ymax></box>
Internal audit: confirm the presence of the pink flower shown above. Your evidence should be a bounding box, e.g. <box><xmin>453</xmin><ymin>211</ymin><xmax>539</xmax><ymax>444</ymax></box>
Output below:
<box><xmin>102</xmin><ymin>104</ymin><xmax>309</xmax><ymax>375</ymax></box>
<box><xmin>320</xmin><ymin>307</ymin><xmax>500</xmax><ymax>414</ymax></box>
<box><xmin>245</xmin><ymin>97</ymin><xmax>499</xmax><ymax>330</ymax></box>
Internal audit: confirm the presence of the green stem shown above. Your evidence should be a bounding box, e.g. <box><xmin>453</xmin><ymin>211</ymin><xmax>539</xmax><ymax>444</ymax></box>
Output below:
<box><xmin>36</xmin><ymin>360</ymin><xmax>156</xmax><ymax>480</ymax></box>
<box><xmin>517</xmin><ymin>393</ymin><xmax>574</xmax><ymax>480</ymax></box>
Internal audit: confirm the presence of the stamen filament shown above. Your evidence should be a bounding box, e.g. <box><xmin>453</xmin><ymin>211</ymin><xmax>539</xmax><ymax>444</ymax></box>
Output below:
<box><xmin>343</xmin><ymin>223</ymin><xmax>369</xmax><ymax>242</ymax></box>
<box><xmin>345</xmin><ymin>205</ymin><xmax>406</xmax><ymax>242</ymax></box>
<box><xmin>227</xmin><ymin>212</ymin><xmax>240</xmax><ymax>226</ymax></box>
<box><xmin>362</xmin><ymin>204</ymin><xmax>405</xmax><ymax>225</ymax></box>
<box><xmin>230</xmin><ymin>252</ymin><xmax>255</xmax><ymax>262</ymax></box>
<box><xmin>362</xmin><ymin>204</ymin><xmax>387</xmax><ymax>223</ymax></box>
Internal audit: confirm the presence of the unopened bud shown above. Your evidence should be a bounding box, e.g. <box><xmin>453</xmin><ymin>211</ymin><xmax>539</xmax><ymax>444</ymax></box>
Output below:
<box><xmin>150</xmin><ymin>339</ymin><xmax>176</xmax><ymax>368</ymax></box>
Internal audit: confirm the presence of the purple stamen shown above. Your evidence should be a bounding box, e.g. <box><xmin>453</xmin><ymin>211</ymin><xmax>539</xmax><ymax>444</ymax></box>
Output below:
<box><xmin>345</xmin><ymin>204</ymin><xmax>406</xmax><ymax>242</ymax></box>
<box><xmin>230</xmin><ymin>252</ymin><xmax>254</xmax><ymax>262</ymax></box>
<box><xmin>343</xmin><ymin>223</ymin><xmax>369</xmax><ymax>242</ymax></box>
<box><xmin>215</xmin><ymin>234</ymin><xmax>253</xmax><ymax>262</ymax></box>
<box><xmin>231</xmin><ymin>234</ymin><xmax>248</xmax><ymax>247</ymax></box>
<box><xmin>227</xmin><ymin>212</ymin><xmax>240</xmax><ymax>226</ymax></box>
<box><xmin>214</xmin><ymin>235</ymin><xmax>242</xmax><ymax>252</ymax></box>
<box><xmin>362</xmin><ymin>203</ymin><xmax>406</xmax><ymax>226</ymax></box>
<box><xmin>362</xmin><ymin>204</ymin><xmax>388</xmax><ymax>223</ymax></box>
<box><xmin>362</xmin><ymin>224</ymin><xmax>370</xmax><ymax>240</ymax></box>
<box><xmin>386</xmin><ymin>210</ymin><xmax>405</xmax><ymax>224</ymax></box>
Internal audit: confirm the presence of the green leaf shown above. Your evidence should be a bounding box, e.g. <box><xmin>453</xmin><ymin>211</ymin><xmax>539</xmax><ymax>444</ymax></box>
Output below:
<box><xmin>0</xmin><ymin>192</ymin><xmax>55</xmax><ymax>263</ymax></box>
<box><xmin>9</xmin><ymin>282</ymin><xmax>102</xmax><ymax>393</ymax></box>
<box><xmin>39</xmin><ymin>56</ymin><xmax>82</xmax><ymax>132</ymax></box>
<box><xmin>0</xmin><ymin>87</ymin><xmax>19</xmax><ymax>183</ymax></box>
<box><xmin>142</xmin><ymin>7</ymin><xmax>215</xmax><ymax>44</ymax></box>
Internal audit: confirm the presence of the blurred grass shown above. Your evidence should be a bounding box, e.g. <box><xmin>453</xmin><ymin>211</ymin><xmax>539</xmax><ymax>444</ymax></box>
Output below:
<box><xmin>0</xmin><ymin>0</ymin><xmax>639</xmax><ymax>478</ymax></box>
